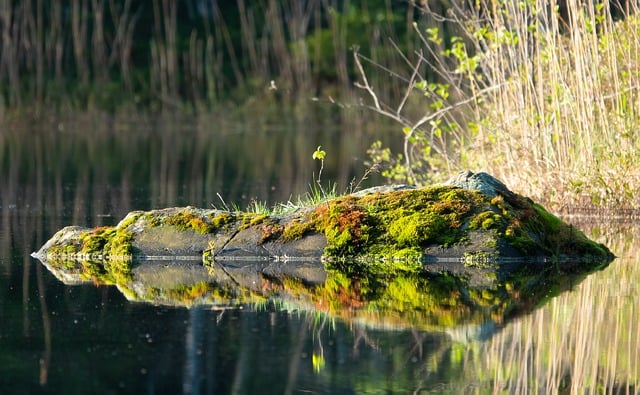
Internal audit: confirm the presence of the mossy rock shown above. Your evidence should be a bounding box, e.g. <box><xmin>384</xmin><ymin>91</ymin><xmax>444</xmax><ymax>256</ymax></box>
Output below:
<box><xmin>32</xmin><ymin>171</ymin><xmax>614</xmax><ymax>330</ymax></box>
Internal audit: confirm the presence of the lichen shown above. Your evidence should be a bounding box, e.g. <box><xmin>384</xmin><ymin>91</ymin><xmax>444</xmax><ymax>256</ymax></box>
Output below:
<box><xmin>259</xmin><ymin>220</ymin><xmax>284</xmax><ymax>244</ymax></box>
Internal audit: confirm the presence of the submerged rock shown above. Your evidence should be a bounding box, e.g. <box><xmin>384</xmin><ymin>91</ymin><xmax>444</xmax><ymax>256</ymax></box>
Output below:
<box><xmin>32</xmin><ymin>171</ymin><xmax>614</xmax><ymax>330</ymax></box>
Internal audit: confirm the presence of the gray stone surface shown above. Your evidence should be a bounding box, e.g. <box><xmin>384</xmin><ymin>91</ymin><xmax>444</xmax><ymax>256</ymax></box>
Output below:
<box><xmin>443</xmin><ymin>170</ymin><xmax>514</xmax><ymax>199</ymax></box>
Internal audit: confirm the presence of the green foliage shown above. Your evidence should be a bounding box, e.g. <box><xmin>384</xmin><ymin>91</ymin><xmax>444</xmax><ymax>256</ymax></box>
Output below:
<box><xmin>366</xmin><ymin>141</ymin><xmax>413</xmax><ymax>184</ymax></box>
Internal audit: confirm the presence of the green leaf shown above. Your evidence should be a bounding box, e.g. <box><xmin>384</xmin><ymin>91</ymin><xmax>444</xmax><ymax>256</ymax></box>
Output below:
<box><xmin>312</xmin><ymin>146</ymin><xmax>326</xmax><ymax>160</ymax></box>
<box><xmin>415</xmin><ymin>80</ymin><xmax>427</xmax><ymax>90</ymax></box>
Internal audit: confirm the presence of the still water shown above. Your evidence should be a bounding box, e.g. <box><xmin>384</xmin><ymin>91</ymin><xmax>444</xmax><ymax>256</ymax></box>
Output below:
<box><xmin>1</xmin><ymin>112</ymin><xmax>638</xmax><ymax>394</ymax></box>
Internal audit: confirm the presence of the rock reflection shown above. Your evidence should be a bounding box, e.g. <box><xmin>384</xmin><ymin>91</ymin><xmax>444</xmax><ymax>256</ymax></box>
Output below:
<box><xmin>35</xmin><ymin>249</ymin><xmax>610</xmax><ymax>342</ymax></box>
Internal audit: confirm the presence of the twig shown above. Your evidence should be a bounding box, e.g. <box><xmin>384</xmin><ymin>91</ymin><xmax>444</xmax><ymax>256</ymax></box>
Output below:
<box><xmin>353</xmin><ymin>50</ymin><xmax>381</xmax><ymax>110</ymax></box>
<box><xmin>353</xmin><ymin>47</ymin><xmax>505</xmax><ymax>184</ymax></box>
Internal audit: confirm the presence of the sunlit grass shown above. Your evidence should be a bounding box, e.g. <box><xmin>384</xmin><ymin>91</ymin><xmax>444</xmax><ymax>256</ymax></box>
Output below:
<box><xmin>461</xmin><ymin>1</ymin><xmax>640</xmax><ymax>210</ymax></box>
<box><xmin>254</xmin><ymin>183</ymin><xmax>338</xmax><ymax>216</ymax></box>
<box><xmin>366</xmin><ymin>1</ymin><xmax>640</xmax><ymax>210</ymax></box>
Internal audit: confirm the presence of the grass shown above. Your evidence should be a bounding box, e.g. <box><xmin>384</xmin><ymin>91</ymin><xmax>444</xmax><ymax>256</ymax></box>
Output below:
<box><xmin>223</xmin><ymin>182</ymin><xmax>338</xmax><ymax>217</ymax></box>
<box><xmin>362</xmin><ymin>1</ymin><xmax>640</xmax><ymax>211</ymax></box>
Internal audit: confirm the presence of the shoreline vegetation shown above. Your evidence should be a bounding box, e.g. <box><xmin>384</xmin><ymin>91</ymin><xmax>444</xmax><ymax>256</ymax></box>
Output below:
<box><xmin>359</xmin><ymin>0</ymin><xmax>640</xmax><ymax>212</ymax></box>
<box><xmin>1</xmin><ymin>1</ymin><xmax>639</xmax><ymax>211</ymax></box>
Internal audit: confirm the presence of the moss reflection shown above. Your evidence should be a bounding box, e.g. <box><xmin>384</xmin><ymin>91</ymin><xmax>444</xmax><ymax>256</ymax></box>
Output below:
<box><xmin>38</xmin><ymin>252</ymin><xmax>607</xmax><ymax>332</ymax></box>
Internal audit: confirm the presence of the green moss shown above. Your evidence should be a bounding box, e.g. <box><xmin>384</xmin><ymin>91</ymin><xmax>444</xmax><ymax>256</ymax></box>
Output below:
<box><xmin>388</xmin><ymin>213</ymin><xmax>448</xmax><ymax>247</ymax></box>
<box><xmin>105</xmin><ymin>230</ymin><xmax>134</xmax><ymax>257</ymax></box>
<box><xmin>209</xmin><ymin>212</ymin><xmax>234</xmax><ymax>229</ymax></box>
<box><xmin>532</xmin><ymin>204</ymin><xmax>563</xmax><ymax>232</ymax></box>
<box><xmin>144</xmin><ymin>280</ymin><xmax>261</xmax><ymax>306</ymax></box>
<box><xmin>79</xmin><ymin>227</ymin><xmax>113</xmax><ymax>256</ymax></box>
<box><xmin>282</xmin><ymin>218</ymin><xmax>317</xmax><ymax>241</ymax></box>
<box><xmin>144</xmin><ymin>213</ymin><xmax>162</xmax><ymax>227</ymax></box>
<box><xmin>531</xmin><ymin>204</ymin><xmax>612</xmax><ymax>259</ymax></box>
<box><xmin>469</xmin><ymin>210</ymin><xmax>502</xmax><ymax>230</ymax></box>
<box><xmin>488</xmin><ymin>197</ymin><xmax>613</xmax><ymax>258</ymax></box>
<box><xmin>150</xmin><ymin>210</ymin><xmax>237</xmax><ymax>234</ymax></box>
<box><xmin>75</xmin><ymin>260</ymin><xmax>105</xmax><ymax>281</ymax></box>
<box><xmin>163</xmin><ymin>282</ymin><xmax>212</xmax><ymax>304</ymax></box>
<box><xmin>118</xmin><ymin>211</ymin><xmax>143</xmax><ymax>229</ymax></box>
<box><xmin>316</xmin><ymin>271</ymin><xmax>365</xmax><ymax>310</ymax></box>
<box><xmin>47</xmin><ymin>239</ymin><xmax>81</xmax><ymax>257</ymax></box>
<box><xmin>373</xmin><ymin>274</ymin><xmax>463</xmax><ymax>312</ymax></box>
<box><xmin>309</xmin><ymin>186</ymin><xmax>490</xmax><ymax>263</ymax></box>
<box><xmin>164</xmin><ymin>210</ymin><xmax>215</xmax><ymax>234</ymax></box>
<box><xmin>312</xmin><ymin>269</ymin><xmax>509</xmax><ymax>328</ymax></box>
<box><xmin>237</xmin><ymin>212</ymin><xmax>268</xmax><ymax>230</ymax></box>
<box><xmin>294</xmin><ymin>185</ymin><xmax>613</xmax><ymax>302</ymax></box>
<box><xmin>468</xmin><ymin>289</ymin><xmax>500</xmax><ymax>308</ymax></box>
<box><xmin>45</xmin><ymin>222</ymin><xmax>135</xmax><ymax>284</ymax></box>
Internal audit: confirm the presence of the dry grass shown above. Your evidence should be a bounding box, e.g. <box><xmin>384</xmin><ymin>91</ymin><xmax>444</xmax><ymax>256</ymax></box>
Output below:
<box><xmin>462</xmin><ymin>0</ymin><xmax>640</xmax><ymax>210</ymax></box>
<box><xmin>362</xmin><ymin>1</ymin><xmax>640</xmax><ymax>210</ymax></box>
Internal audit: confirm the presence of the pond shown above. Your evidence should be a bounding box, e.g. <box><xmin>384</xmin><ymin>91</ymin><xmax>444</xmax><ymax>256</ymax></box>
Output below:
<box><xmin>1</xmin><ymin>112</ymin><xmax>638</xmax><ymax>394</ymax></box>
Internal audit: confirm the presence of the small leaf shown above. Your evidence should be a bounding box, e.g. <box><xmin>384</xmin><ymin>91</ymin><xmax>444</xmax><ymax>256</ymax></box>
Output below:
<box><xmin>312</xmin><ymin>146</ymin><xmax>326</xmax><ymax>160</ymax></box>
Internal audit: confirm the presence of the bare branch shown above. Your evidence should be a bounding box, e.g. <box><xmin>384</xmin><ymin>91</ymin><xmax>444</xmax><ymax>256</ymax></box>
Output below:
<box><xmin>353</xmin><ymin>50</ymin><xmax>381</xmax><ymax>110</ymax></box>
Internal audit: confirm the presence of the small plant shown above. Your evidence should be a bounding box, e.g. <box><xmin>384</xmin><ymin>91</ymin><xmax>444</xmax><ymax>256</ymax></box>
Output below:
<box><xmin>347</xmin><ymin>161</ymin><xmax>381</xmax><ymax>194</ymax></box>
<box><xmin>312</xmin><ymin>145</ymin><xmax>327</xmax><ymax>197</ymax></box>
<box><xmin>246</xmin><ymin>199</ymin><xmax>270</xmax><ymax>215</ymax></box>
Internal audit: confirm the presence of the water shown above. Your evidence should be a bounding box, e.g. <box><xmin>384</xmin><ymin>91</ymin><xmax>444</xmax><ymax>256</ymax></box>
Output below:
<box><xmin>1</xmin><ymin>113</ymin><xmax>638</xmax><ymax>394</ymax></box>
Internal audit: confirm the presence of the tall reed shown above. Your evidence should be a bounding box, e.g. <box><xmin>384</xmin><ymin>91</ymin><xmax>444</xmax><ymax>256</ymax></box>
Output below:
<box><xmin>459</xmin><ymin>0</ymin><xmax>640</xmax><ymax>209</ymax></box>
<box><xmin>0</xmin><ymin>1</ymin><xmax>428</xmax><ymax>114</ymax></box>
<box><xmin>364</xmin><ymin>1</ymin><xmax>640</xmax><ymax>209</ymax></box>
<box><xmin>0</xmin><ymin>1</ymin><xmax>138</xmax><ymax>111</ymax></box>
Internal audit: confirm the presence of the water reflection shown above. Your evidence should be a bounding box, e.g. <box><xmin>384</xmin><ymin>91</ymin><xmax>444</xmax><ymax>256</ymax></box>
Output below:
<box><xmin>1</xmin><ymin>115</ymin><xmax>638</xmax><ymax>393</ymax></box>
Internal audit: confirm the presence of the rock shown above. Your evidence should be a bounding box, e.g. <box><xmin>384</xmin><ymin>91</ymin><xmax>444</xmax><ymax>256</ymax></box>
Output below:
<box><xmin>32</xmin><ymin>172</ymin><xmax>614</xmax><ymax>329</ymax></box>
<box><xmin>350</xmin><ymin>184</ymin><xmax>416</xmax><ymax>196</ymax></box>
<box><xmin>443</xmin><ymin>170</ymin><xmax>513</xmax><ymax>199</ymax></box>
